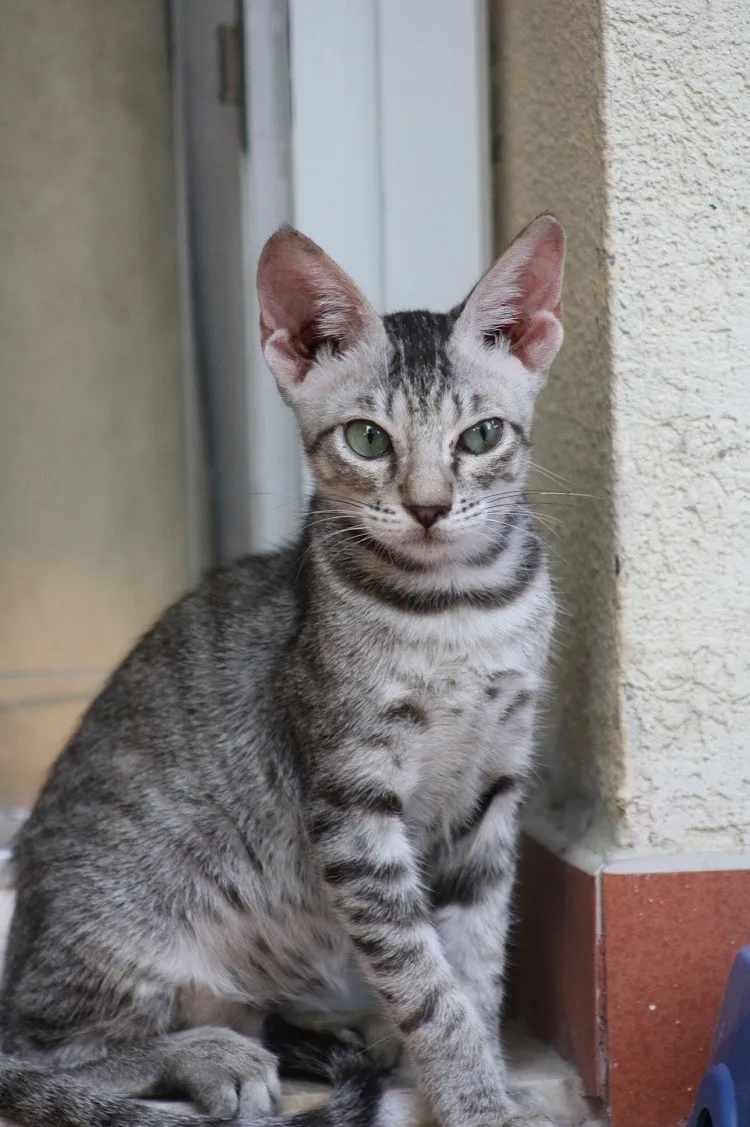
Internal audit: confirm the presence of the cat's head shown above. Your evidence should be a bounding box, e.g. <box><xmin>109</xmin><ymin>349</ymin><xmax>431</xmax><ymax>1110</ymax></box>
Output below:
<box><xmin>257</xmin><ymin>216</ymin><xmax>565</xmax><ymax>565</ymax></box>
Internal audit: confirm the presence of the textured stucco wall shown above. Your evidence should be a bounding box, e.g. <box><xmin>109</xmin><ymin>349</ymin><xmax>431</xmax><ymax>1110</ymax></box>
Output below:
<box><xmin>494</xmin><ymin>0</ymin><xmax>750</xmax><ymax>852</ymax></box>
<box><xmin>0</xmin><ymin>2</ymin><xmax>187</xmax><ymax>807</ymax></box>
<box><xmin>605</xmin><ymin>1</ymin><xmax>750</xmax><ymax>851</ymax></box>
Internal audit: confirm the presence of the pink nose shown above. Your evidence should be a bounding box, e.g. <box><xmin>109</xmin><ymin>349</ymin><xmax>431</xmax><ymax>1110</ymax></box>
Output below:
<box><xmin>406</xmin><ymin>504</ymin><xmax>449</xmax><ymax>529</ymax></box>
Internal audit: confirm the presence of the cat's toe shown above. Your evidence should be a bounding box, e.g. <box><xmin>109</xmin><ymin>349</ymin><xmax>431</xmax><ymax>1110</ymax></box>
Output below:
<box><xmin>195</xmin><ymin>1079</ymin><xmax>241</xmax><ymax>1120</ymax></box>
<box><xmin>495</xmin><ymin>1116</ymin><xmax>556</xmax><ymax>1127</ymax></box>
<box><xmin>163</xmin><ymin>1027</ymin><xmax>280</xmax><ymax>1120</ymax></box>
<box><xmin>477</xmin><ymin>1086</ymin><xmax>559</xmax><ymax>1127</ymax></box>
<box><xmin>238</xmin><ymin>1067</ymin><xmax>283</xmax><ymax>1118</ymax></box>
<box><xmin>478</xmin><ymin>1115</ymin><xmax>556</xmax><ymax>1127</ymax></box>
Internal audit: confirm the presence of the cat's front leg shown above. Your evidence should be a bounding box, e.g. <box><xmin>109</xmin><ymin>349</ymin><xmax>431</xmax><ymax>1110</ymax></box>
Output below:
<box><xmin>431</xmin><ymin>771</ymin><xmax>524</xmax><ymax>1071</ymax></box>
<box><xmin>307</xmin><ymin>776</ymin><xmax>520</xmax><ymax>1127</ymax></box>
<box><xmin>430</xmin><ymin>776</ymin><xmax>559</xmax><ymax>1127</ymax></box>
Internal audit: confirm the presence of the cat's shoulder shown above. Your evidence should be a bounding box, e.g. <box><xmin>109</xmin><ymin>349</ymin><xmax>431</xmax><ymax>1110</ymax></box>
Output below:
<box><xmin>195</xmin><ymin>542</ymin><xmax>301</xmax><ymax>605</ymax></box>
<box><xmin>115</xmin><ymin>541</ymin><xmax>304</xmax><ymax>674</ymax></box>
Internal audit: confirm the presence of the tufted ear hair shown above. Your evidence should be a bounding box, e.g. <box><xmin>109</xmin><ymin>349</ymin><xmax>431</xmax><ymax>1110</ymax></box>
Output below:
<box><xmin>454</xmin><ymin>214</ymin><xmax>566</xmax><ymax>374</ymax></box>
<box><xmin>257</xmin><ymin>227</ymin><xmax>379</xmax><ymax>395</ymax></box>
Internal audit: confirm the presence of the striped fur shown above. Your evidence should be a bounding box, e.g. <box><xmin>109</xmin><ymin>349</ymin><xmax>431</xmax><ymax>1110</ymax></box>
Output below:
<box><xmin>0</xmin><ymin>218</ymin><xmax>565</xmax><ymax>1127</ymax></box>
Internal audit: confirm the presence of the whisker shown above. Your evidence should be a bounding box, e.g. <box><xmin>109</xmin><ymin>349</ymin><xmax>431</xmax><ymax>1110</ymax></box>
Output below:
<box><xmin>529</xmin><ymin>461</ymin><xmax>584</xmax><ymax>490</ymax></box>
<box><xmin>529</xmin><ymin>528</ymin><xmax>570</xmax><ymax>569</ymax></box>
<box><xmin>533</xmin><ymin>514</ymin><xmax>570</xmax><ymax>550</ymax></box>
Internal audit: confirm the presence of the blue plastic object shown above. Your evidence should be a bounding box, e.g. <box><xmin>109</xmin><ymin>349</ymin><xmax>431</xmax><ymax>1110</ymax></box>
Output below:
<box><xmin>688</xmin><ymin>945</ymin><xmax>750</xmax><ymax>1127</ymax></box>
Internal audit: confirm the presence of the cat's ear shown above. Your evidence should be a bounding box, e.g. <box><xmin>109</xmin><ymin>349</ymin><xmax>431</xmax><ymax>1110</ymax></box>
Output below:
<box><xmin>454</xmin><ymin>215</ymin><xmax>566</xmax><ymax>374</ymax></box>
<box><xmin>257</xmin><ymin>227</ymin><xmax>379</xmax><ymax>395</ymax></box>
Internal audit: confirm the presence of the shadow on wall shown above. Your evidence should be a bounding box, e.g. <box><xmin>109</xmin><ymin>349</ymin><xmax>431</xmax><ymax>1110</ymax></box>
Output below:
<box><xmin>491</xmin><ymin>0</ymin><xmax>622</xmax><ymax>846</ymax></box>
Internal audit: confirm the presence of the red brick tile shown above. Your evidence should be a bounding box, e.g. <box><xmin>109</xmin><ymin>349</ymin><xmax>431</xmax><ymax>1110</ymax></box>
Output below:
<box><xmin>603</xmin><ymin>869</ymin><xmax>750</xmax><ymax>1127</ymax></box>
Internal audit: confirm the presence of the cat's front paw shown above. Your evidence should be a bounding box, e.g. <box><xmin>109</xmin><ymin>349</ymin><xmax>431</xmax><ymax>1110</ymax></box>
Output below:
<box><xmin>161</xmin><ymin>1027</ymin><xmax>280</xmax><ymax>1120</ymax></box>
<box><xmin>478</xmin><ymin>1113</ymin><xmax>556</xmax><ymax>1127</ymax></box>
<box><xmin>481</xmin><ymin>1115</ymin><xmax>555</xmax><ymax>1127</ymax></box>
<box><xmin>478</xmin><ymin>1087</ymin><xmax>558</xmax><ymax>1127</ymax></box>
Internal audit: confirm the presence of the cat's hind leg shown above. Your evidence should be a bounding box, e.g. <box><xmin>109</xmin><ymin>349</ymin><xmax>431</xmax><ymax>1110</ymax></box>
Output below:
<box><xmin>66</xmin><ymin>1026</ymin><xmax>281</xmax><ymax>1119</ymax></box>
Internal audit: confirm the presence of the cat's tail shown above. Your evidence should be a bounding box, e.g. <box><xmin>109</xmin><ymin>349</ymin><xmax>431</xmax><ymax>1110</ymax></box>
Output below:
<box><xmin>265</xmin><ymin>1050</ymin><xmax>422</xmax><ymax>1127</ymax></box>
<box><xmin>261</xmin><ymin>1014</ymin><xmax>422</xmax><ymax>1127</ymax></box>
<box><xmin>0</xmin><ymin>1050</ymin><xmax>394</xmax><ymax>1127</ymax></box>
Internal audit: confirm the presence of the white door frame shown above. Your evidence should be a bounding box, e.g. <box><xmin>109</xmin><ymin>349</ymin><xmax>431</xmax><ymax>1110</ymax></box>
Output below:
<box><xmin>289</xmin><ymin>0</ymin><xmax>492</xmax><ymax>313</ymax></box>
<box><xmin>174</xmin><ymin>0</ymin><xmax>492</xmax><ymax>563</ymax></box>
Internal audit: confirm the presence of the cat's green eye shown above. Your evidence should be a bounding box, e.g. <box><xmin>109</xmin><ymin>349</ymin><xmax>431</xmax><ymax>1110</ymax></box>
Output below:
<box><xmin>344</xmin><ymin>420</ymin><xmax>392</xmax><ymax>459</ymax></box>
<box><xmin>459</xmin><ymin>418</ymin><xmax>504</xmax><ymax>455</ymax></box>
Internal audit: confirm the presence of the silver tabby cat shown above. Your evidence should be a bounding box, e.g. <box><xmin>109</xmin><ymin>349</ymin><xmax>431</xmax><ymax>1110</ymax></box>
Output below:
<box><xmin>0</xmin><ymin>215</ymin><xmax>566</xmax><ymax>1127</ymax></box>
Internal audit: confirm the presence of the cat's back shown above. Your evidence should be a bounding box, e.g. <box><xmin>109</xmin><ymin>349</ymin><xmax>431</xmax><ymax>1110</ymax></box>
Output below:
<box><xmin>91</xmin><ymin>541</ymin><xmax>302</xmax><ymax>735</ymax></box>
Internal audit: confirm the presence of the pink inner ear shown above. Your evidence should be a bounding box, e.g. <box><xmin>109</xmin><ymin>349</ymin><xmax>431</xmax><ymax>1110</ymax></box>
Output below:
<box><xmin>513</xmin><ymin>222</ymin><xmax>566</xmax><ymax>317</ymax></box>
<box><xmin>511</xmin><ymin>311</ymin><xmax>564</xmax><ymax>373</ymax></box>
<box><xmin>457</xmin><ymin>215</ymin><xmax>566</xmax><ymax>373</ymax></box>
<box><xmin>263</xmin><ymin>329</ymin><xmax>313</xmax><ymax>386</ymax></box>
<box><xmin>257</xmin><ymin>229</ymin><xmax>373</xmax><ymax>387</ymax></box>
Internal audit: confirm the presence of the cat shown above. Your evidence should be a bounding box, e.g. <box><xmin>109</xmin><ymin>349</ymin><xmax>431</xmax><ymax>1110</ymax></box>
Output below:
<box><xmin>0</xmin><ymin>214</ymin><xmax>565</xmax><ymax>1127</ymax></box>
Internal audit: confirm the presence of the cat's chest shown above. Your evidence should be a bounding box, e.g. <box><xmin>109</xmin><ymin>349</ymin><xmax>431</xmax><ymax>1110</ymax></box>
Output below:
<box><xmin>385</xmin><ymin>609</ymin><xmax>528</xmax><ymax>717</ymax></box>
<box><xmin>384</xmin><ymin>633</ymin><xmax>521</xmax><ymax>770</ymax></box>
<box><xmin>372</xmin><ymin>612</ymin><xmax>544</xmax><ymax>831</ymax></box>
<box><xmin>399</xmin><ymin>649</ymin><xmax>489</xmax><ymax>729</ymax></box>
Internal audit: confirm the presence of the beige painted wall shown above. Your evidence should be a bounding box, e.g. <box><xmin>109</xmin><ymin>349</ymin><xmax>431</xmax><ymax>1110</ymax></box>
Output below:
<box><xmin>0</xmin><ymin>2</ymin><xmax>188</xmax><ymax>809</ymax></box>
<box><xmin>494</xmin><ymin>0</ymin><xmax>750</xmax><ymax>853</ymax></box>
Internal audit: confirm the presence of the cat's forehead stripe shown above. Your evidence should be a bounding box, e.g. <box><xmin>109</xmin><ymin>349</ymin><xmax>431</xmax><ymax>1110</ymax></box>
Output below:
<box><xmin>382</xmin><ymin>310</ymin><xmax>459</xmax><ymax>404</ymax></box>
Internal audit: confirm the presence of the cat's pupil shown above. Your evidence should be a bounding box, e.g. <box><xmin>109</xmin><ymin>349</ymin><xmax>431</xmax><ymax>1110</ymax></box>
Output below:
<box><xmin>344</xmin><ymin>420</ymin><xmax>391</xmax><ymax>458</ymax></box>
<box><xmin>459</xmin><ymin>417</ymin><xmax>503</xmax><ymax>454</ymax></box>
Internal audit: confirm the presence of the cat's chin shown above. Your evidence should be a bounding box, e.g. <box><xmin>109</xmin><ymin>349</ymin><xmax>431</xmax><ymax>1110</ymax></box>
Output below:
<box><xmin>372</xmin><ymin>526</ymin><xmax>479</xmax><ymax>567</ymax></box>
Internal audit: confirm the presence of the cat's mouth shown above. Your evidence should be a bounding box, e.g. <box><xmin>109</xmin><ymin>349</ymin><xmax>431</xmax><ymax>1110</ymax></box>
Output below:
<box><xmin>380</xmin><ymin>519</ymin><xmax>468</xmax><ymax>561</ymax></box>
<box><xmin>409</xmin><ymin>524</ymin><xmax>449</xmax><ymax>543</ymax></box>
<box><xmin>373</xmin><ymin>512</ymin><xmax>505</xmax><ymax>568</ymax></box>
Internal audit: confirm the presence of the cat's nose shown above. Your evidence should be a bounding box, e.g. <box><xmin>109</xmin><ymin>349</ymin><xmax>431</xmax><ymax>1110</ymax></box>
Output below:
<box><xmin>405</xmin><ymin>504</ymin><xmax>450</xmax><ymax>529</ymax></box>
